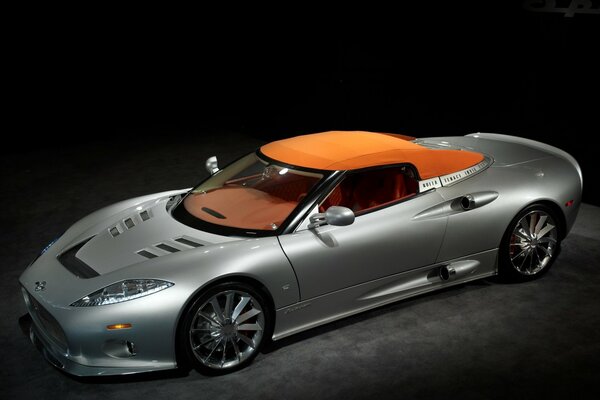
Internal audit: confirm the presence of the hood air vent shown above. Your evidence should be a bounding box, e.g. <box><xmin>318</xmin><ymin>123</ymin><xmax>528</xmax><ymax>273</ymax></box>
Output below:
<box><xmin>136</xmin><ymin>236</ymin><xmax>204</xmax><ymax>260</ymax></box>
<box><xmin>58</xmin><ymin>238</ymin><xmax>100</xmax><ymax>278</ymax></box>
<box><xmin>137</xmin><ymin>250</ymin><xmax>158</xmax><ymax>259</ymax></box>
<box><xmin>174</xmin><ymin>237</ymin><xmax>203</xmax><ymax>247</ymax></box>
<box><xmin>156</xmin><ymin>243</ymin><xmax>180</xmax><ymax>253</ymax></box>
<box><xmin>109</xmin><ymin>209</ymin><xmax>153</xmax><ymax>237</ymax></box>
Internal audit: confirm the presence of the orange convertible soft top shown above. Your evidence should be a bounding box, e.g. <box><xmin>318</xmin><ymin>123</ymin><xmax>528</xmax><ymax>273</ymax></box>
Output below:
<box><xmin>261</xmin><ymin>131</ymin><xmax>484</xmax><ymax>179</ymax></box>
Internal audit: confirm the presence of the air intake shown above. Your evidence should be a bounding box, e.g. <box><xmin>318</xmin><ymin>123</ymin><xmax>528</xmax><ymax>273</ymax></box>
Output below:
<box><xmin>140</xmin><ymin>210</ymin><xmax>150</xmax><ymax>221</ymax></box>
<box><xmin>137</xmin><ymin>250</ymin><xmax>158</xmax><ymax>259</ymax></box>
<box><xmin>174</xmin><ymin>237</ymin><xmax>203</xmax><ymax>248</ymax></box>
<box><xmin>136</xmin><ymin>237</ymin><xmax>204</xmax><ymax>260</ymax></box>
<box><xmin>58</xmin><ymin>238</ymin><xmax>100</xmax><ymax>278</ymax></box>
<box><xmin>109</xmin><ymin>210</ymin><xmax>152</xmax><ymax>238</ymax></box>
<box><xmin>156</xmin><ymin>243</ymin><xmax>180</xmax><ymax>253</ymax></box>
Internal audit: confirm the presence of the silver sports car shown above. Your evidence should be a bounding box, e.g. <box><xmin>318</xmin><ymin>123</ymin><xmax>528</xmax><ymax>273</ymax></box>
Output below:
<box><xmin>19</xmin><ymin>131</ymin><xmax>582</xmax><ymax>376</ymax></box>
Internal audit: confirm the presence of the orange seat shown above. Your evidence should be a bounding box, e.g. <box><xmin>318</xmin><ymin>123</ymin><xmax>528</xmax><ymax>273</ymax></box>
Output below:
<box><xmin>320</xmin><ymin>168</ymin><xmax>417</xmax><ymax>214</ymax></box>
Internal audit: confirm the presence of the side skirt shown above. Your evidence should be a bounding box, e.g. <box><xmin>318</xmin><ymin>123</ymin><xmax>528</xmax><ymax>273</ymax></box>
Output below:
<box><xmin>272</xmin><ymin>249</ymin><xmax>497</xmax><ymax>341</ymax></box>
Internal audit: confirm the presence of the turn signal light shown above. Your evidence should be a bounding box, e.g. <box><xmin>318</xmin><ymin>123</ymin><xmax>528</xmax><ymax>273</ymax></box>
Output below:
<box><xmin>107</xmin><ymin>323</ymin><xmax>132</xmax><ymax>330</ymax></box>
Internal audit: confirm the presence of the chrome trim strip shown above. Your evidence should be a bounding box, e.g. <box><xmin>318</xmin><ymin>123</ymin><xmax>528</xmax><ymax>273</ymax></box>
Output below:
<box><xmin>418</xmin><ymin>177</ymin><xmax>442</xmax><ymax>191</ymax></box>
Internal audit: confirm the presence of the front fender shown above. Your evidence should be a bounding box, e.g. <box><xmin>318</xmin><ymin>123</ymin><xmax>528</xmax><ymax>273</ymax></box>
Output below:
<box><xmin>102</xmin><ymin>236</ymin><xmax>300</xmax><ymax>311</ymax></box>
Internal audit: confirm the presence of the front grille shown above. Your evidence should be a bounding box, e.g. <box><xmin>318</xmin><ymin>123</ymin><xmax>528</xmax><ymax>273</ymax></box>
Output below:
<box><xmin>23</xmin><ymin>289</ymin><xmax>68</xmax><ymax>351</ymax></box>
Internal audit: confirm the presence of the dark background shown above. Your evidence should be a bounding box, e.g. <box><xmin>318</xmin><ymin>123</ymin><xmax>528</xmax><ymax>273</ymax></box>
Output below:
<box><xmin>10</xmin><ymin>3</ymin><xmax>598</xmax><ymax>204</ymax></box>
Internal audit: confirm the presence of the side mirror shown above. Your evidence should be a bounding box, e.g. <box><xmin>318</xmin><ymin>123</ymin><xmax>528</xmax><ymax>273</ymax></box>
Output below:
<box><xmin>308</xmin><ymin>206</ymin><xmax>355</xmax><ymax>229</ymax></box>
<box><xmin>205</xmin><ymin>156</ymin><xmax>219</xmax><ymax>175</ymax></box>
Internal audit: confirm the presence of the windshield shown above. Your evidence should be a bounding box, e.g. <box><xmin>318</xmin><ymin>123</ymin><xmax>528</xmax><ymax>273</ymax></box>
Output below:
<box><xmin>176</xmin><ymin>153</ymin><xmax>324</xmax><ymax>233</ymax></box>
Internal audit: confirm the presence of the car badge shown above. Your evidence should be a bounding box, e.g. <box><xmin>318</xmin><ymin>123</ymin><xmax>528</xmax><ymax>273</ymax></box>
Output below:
<box><xmin>34</xmin><ymin>281</ymin><xmax>46</xmax><ymax>292</ymax></box>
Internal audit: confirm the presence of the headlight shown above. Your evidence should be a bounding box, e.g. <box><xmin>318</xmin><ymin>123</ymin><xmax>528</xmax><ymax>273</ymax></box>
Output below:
<box><xmin>70</xmin><ymin>279</ymin><xmax>174</xmax><ymax>307</ymax></box>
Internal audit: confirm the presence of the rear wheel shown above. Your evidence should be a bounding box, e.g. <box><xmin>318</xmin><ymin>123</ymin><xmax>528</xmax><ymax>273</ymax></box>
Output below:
<box><xmin>499</xmin><ymin>204</ymin><xmax>561</xmax><ymax>281</ymax></box>
<box><xmin>180</xmin><ymin>282</ymin><xmax>271</xmax><ymax>374</ymax></box>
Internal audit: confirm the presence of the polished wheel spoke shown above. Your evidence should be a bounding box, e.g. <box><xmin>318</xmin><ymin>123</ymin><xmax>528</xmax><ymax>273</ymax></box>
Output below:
<box><xmin>537</xmin><ymin>245</ymin><xmax>550</xmax><ymax>256</ymax></box>
<box><xmin>231</xmin><ymin>296</ymin><xmax>250</xmax><ymax>321</ymax></box>
<box><xmin>518</xmin><ymin>250</ymin><xmax>529</xmax><ymax>270</ymax></box>
<box><xmin>221</xmin><ymin>338</ymin><xmax>229</xmax><ymax>367</ymax></box>
<box><xmin>511</xmin><ymin>248</ymin><xmax>527</xmax><ymax>262</ymax></box>
<box><xmin>236</xmin><ymin>308</ymin><xmax>262</xmax><ymax>324</ymax></box>
<box><xmin>238</xmin><ymin>323</ymin><xmax>262</xmax><ymax>331</ymax></box>
<box><xmin>231</xmin><ymin>338</ymin><xmax>242</xmax><ymax>361</ymax></box>
<box><xmin>534</xmin><ymin>215</ymin><xmax>547</xmax><ymax>235</ymax></box>
<box><xmin>237</xmin><ymin>333</ymin><xmax>256</xmax><ymax>349</ymax></box>
<box><xmin>198</xmin><ymin>311</ymin><xmax>221</xmax><ymax>327</ymax></box>
<box><xmin>203</xmin><ymin>338</ymin><xmax>222</xmax><ymax>363</ymax></box>
<box><xmin>537</xmin><ymin>224</ymin><xmax>555</xmax><ymax>238</ymax></box>
<box><xmin>224</xmin><ymin>292</ymin><xmax>234</xmax><ymax>319</ymax></box>
<box><xmin>210</xmin><ymin>298</ymin><xmax>226</xmax><ymax>324</ymax></box>
<box><xmin>520</xmin><ymin>218</ymin><xmax>532</xmax><ymax>238</ymax></box>
<box><xmin>191</xmin><ymin>327</ymin><xmax>215</xmax><ymax>332</ymax></box>
<box><xmin>193</xmin><ymin>336</ymin><xmax>218</xmax><ymax>350</ymax></box>
<box><xmin>538</xmin><ymin>237</ymin><xmax>557</xmax><ymax>244</ymax></box>
<box><xmin>529</xmin><ymin>213</ymin><xmax>538</xmax><ymax>236</ymax></box>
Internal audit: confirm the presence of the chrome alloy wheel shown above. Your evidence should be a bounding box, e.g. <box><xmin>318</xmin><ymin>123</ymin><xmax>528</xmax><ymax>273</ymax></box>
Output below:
<box><xmin>509</xmin><ymin>210</ymin><xmax>558</xmax><ymax>275</ymax></box>
<box><xmin>189</xmin><ymin>290</ymin><xmax>265</xmax><ymax>370</ymax></box>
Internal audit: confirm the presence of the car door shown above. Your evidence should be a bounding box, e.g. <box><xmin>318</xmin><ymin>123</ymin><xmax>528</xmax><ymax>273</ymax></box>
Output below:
<box><xmin>278</xmin><ymin>167</ymin><xmax>448</xmax><ymax>300</ymax></box>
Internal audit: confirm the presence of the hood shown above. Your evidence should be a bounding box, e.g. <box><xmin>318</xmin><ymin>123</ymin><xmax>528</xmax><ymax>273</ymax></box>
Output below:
<box><xmin>58</xmin><ymin>191</ymin><xmax>239</xmax><ymax>275</ymax></box>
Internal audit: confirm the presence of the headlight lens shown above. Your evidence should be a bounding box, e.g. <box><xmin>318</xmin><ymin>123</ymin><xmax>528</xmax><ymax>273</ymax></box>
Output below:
<box><xmin>70</xmin><ymin>279</ymin><xmax>174</xmax><ymax>307</ymax></box>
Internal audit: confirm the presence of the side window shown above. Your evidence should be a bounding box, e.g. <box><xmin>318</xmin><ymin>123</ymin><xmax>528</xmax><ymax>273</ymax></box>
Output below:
<box><xmin>319</xmin><ymin>166</ymin><xmax>418</xmax><ymax>215</ymax></box>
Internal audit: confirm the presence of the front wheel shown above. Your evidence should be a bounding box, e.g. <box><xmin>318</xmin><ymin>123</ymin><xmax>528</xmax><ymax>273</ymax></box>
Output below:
<box><xmin>180</xmin><ymin>282</ymin><xmax>272</xmax><ymax>374</ymax></box>
<box><xmin>499</xmin><ymin>204</ymin><xmax>561</xmax><ymax>282</ymax></box>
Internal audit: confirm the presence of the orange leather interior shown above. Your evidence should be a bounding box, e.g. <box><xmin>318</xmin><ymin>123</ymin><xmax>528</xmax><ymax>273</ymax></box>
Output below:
<box><xmin>319</xmin><ymin>168</ymin><xmax>418</xmax><ymax>214</ymax></box>
<box><xmin>261</xmin><ymin>131</ymin><xmax>484</xmax><ymax>179</ymax></box>
<box><xmin>253</xmin><ymin>174</ymin><xmax>313</xmax><ymax>202</ymax></box>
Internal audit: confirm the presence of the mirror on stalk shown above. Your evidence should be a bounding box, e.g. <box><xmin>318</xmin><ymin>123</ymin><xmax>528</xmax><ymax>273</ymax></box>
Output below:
<box><xmin>308</xmin><ymin>206</ymin><xmax>355</xmax><ymax>229</ymax></box>
<box><xmin>205</xmin><ymin>156</ymin><xmax>219</xmax><ymax>175</ymax></box>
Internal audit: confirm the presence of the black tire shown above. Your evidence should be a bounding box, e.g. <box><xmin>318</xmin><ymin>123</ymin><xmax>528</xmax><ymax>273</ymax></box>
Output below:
<box><xmin>179</xmin><ymin>282</ymin><xmax>272</xmax><ymax>375</ymax></box>
<box><xmin>498</xmin><ymin>203</ymin><xmax>562</xmax><ymax>282</ymax></box>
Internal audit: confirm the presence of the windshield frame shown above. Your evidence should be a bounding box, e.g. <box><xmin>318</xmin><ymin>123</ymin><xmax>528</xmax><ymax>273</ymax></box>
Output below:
<box><xmin>171</xmin><ymin>150</ymin><xmax>336</xmax><ymax>237</ymax></box>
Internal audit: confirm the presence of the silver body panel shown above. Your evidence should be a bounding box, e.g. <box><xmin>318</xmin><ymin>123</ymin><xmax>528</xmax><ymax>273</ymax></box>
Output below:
<box><xmin>19</xmin><ymin>133</ymin><xmax>582</xmax><ymax>376</ymax></box>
